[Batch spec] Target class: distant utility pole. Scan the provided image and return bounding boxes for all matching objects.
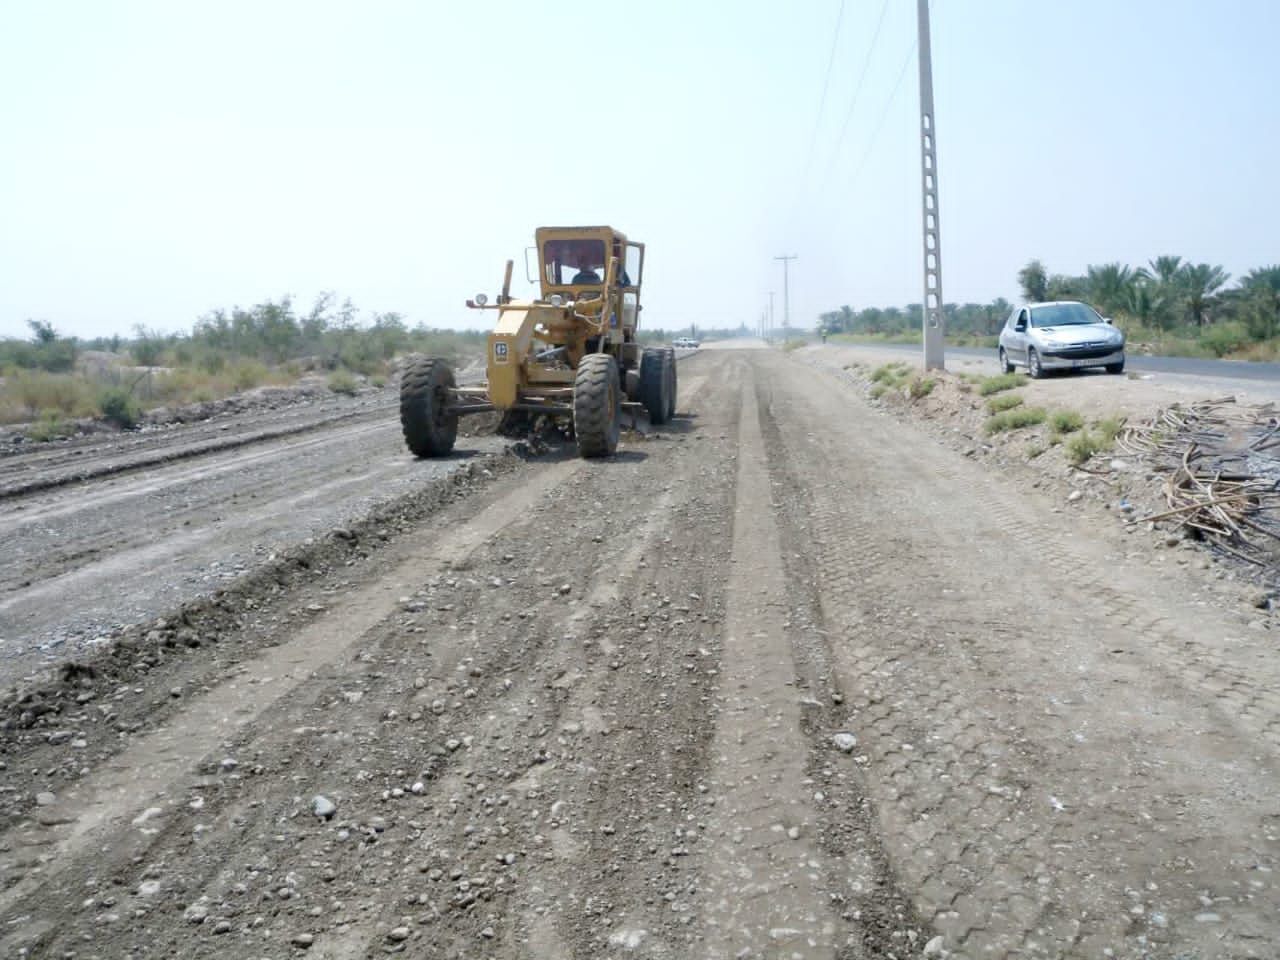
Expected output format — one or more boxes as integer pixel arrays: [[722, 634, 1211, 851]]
[[768, 291, 776, 341], [774, 255, 797, 338], [918, 0, 945, 370]]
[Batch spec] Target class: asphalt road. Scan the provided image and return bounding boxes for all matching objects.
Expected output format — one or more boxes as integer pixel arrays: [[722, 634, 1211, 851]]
[[867, 340, 1280, 382]]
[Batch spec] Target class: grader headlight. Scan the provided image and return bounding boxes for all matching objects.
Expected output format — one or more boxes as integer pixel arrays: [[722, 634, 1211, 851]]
[[475, 293, 489, 306]]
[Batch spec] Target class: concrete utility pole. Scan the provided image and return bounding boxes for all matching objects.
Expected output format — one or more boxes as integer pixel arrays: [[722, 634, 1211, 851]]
[[774, 256, 797, 339], [768, 291, 776, 342], [917, 0, 945, 370]]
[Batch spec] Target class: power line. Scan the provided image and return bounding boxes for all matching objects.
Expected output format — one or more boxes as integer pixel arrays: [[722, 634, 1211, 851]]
[[821, 0, 892, 186], [796, 0, 847, 190], [844, 0, 939, 194], [847, 37, 917, 191]]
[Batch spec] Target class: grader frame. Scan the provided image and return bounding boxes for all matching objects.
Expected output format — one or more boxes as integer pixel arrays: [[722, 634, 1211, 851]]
[[400, 225, 676, 459]]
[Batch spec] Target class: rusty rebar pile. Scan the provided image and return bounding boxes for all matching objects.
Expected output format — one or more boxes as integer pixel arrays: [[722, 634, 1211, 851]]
[[1118, 397, 1280, 569]]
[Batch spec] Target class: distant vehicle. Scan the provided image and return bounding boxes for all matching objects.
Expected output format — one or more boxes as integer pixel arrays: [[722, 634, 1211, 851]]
[[997, 300, 1125, 378], [672, 337, 700, 349]]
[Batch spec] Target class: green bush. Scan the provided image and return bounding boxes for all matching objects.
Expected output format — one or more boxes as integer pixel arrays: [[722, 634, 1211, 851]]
[[986, 393, 1024, 413], [1094, 417, 1124, 444], [230, 360, 269, 392], [1065, 430, 1104, 465], [1196, 321, 1250, 358], [985, 406, 1047, 434], [978, 373, 1026, 396], [97, 386, 142, 428], [1049, 410, 1084, 435], [907, 375, 936, 399], [328, 369, 358, 396], [26, 410, 75, 441], [4, 371, 96, 419], [0, 322, 79, 372], [870, 362, 909, 384]]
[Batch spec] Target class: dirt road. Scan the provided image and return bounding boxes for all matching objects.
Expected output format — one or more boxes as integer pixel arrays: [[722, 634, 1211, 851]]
[[2, 349, 1277, 959]]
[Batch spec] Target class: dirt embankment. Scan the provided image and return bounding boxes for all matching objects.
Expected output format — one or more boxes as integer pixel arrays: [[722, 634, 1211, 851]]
[[800, 342, 1280, 606]]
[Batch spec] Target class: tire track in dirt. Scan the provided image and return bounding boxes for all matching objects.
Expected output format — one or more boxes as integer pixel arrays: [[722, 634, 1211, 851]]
[[754, 351, 1280, 958], [697, 370, 836, 958]]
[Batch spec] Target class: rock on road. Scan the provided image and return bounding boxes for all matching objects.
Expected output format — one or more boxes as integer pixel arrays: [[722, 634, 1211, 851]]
[[1, 348, 1277, 960]]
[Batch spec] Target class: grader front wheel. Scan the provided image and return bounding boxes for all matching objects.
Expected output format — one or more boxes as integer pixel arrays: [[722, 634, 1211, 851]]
[[400, 357, 458, 457], [574, 354, 621, 458]]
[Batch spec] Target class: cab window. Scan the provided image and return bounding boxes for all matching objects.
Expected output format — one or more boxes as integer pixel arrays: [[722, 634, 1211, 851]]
[[543, 239, 605, 286], [624, 243, 642, 287]]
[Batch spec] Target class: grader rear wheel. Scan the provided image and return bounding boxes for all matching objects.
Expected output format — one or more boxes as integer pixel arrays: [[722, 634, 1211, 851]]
[[400, 357, 458, 457], [639, 348, 671, 425], [661, 347, 677, 420], [573, 354, 621, 458]]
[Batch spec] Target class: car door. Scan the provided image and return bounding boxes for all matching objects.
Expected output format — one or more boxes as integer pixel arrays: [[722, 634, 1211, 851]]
[[1010, 308, 1030, 363]]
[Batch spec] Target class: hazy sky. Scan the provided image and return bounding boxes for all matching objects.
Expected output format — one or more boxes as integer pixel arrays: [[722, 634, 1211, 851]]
[[2, 0, 1276, 340]]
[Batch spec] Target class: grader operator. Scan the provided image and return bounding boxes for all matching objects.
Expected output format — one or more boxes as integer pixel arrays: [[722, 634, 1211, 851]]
[[400, 226, 676, 459]]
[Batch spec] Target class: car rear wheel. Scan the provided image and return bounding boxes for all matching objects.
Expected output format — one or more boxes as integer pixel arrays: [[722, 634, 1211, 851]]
[[1027, 347, 1045, 379], [999, 347, 1014, 374]]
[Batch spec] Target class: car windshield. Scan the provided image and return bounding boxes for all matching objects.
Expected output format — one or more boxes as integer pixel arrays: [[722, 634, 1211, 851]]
[[1031, 303, 1103, 327]]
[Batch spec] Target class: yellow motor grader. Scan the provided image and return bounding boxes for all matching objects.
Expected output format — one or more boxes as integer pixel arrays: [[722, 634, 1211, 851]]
[[400, 225, 675, 459]]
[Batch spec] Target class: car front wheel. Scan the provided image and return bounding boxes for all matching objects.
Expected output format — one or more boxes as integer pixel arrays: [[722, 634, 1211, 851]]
[[999, 347, 1014, 374], [1028, 347, 1045, 379]]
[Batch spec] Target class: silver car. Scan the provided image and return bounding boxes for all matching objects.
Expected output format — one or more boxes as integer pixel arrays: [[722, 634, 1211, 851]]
[[997, 300, 1125, 378]]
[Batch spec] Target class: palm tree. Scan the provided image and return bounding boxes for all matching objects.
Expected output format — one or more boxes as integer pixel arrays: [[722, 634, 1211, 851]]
[[1086, 263, 1135, 318], [1017, 260, 1048, 301], [1124, 279, 1168, 331], [1147, 256, 1183, 287], [1241, 266, 1280, 340], [987, 297, 1011, 334], [1181, 263, 1230, 327], [1047, 274, 1088, 300], [1241, 266, 1280, 303]]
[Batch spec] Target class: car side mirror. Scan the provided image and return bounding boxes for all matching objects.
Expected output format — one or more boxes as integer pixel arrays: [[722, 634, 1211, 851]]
[[1015, 322, 1026, 332]]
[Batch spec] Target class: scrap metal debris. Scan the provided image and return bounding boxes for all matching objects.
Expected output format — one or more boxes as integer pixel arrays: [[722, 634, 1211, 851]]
[[1118, 397, 1280, 571]]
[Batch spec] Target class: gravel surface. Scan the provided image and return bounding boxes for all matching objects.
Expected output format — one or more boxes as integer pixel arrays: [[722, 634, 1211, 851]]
[[0, 387, 505, 681], [0, 348, 1276, 959]]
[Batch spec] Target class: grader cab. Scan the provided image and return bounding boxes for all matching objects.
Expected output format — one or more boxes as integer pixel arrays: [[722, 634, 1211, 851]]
[[400, 226, 676, 459]]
